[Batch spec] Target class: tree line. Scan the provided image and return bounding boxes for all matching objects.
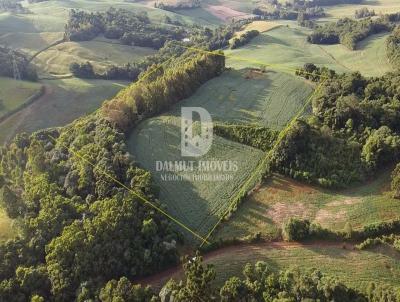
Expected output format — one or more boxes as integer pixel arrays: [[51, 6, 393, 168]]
[[0, 0, 29, 13], [308, 13, 400, 50], [386, 26, 400, 70], [154, 0, 200, 12], [230, 29, 259, 49]]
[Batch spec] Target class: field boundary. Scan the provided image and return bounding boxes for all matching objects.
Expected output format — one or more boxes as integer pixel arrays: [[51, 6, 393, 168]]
[[0, 84, 45, 124], [198, 78, 327, 247]]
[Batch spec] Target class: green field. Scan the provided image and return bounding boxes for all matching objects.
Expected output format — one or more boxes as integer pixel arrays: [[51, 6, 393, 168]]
[[322, 0, 400, 20], [0, 77, 43, 120], [0, 78, 128, 144], [33, 39, 156, 77], [215, 170, 400, 241], [163, 68, 312, 129], [226, 25, 394, 77], [129, 115, 264, 237], [128, 68, 312, 240]]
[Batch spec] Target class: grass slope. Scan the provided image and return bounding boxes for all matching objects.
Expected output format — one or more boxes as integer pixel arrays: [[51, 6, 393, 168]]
[[0, 77, 43, 119], [33, 40, 156, 77], [167, 68, 312, 129], [215, 170, 400, 241], [0, 78, 128, 144], [226, 26, 393, 77]]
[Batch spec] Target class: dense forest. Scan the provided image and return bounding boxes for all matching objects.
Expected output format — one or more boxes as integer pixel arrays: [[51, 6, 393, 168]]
[[0, 47, 37, 81], [271, 64, 400, 188], [154, 0, 200, 11], [64, 8, 186, 49], [308, 13, 400, 49]]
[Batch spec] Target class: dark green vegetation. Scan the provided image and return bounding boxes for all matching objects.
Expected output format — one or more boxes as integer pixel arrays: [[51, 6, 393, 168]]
[[308, 13, 400, 49], [155, 0, 200, 12], [0, 47, 37, 81], [130, 255, 400, 301], [65, 8, 185, 49], [271, 64, 400, 188], [230, 29, 259, 49], [386, 27, 400, 69], [214, 123, 279, 152], [0, 49, 225, 300]]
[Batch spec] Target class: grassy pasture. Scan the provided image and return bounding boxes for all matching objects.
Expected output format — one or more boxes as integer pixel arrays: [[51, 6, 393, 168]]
[[167, 68, 312, 129], [322, 0, 400, 21], [0, 77, 43, 120], [0, 78, 128, 144], [226, 25, 393, 77], [33, 40, 156, 77], [128, 115, 264, 238], [215, 170, 400, 241]]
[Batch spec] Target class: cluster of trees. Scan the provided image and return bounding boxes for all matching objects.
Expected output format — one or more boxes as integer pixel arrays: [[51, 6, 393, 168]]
[[159, 256, 399, 301], [308, 13, 400, 49], [0, 0, 28, 13], [214, 123, 278, 151], [386, 26, 400, 69], [253, 0, 325, 21], [230, 29, 259, 49], [0, 116, 180, 301], [355, 7, 376, 19], [102, 51, 225, 131], [271, 64, 400, 187], [154, 0, 200, 11], [0, 47, 37, 81], [64, 8, 186, 49], [356, 234, 400, 251]]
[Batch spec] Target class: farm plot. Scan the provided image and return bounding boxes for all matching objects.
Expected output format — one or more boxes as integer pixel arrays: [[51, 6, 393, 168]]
[[0, 77, 43, 120], [169, 68, 312, 129], [226, 26, 393, 77], [128, 68, 312, 240], [215, 169, 400, 241], [128, 115, 264, 238]]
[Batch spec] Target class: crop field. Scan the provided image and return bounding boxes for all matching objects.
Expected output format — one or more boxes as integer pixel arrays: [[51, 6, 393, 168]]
[[128, 67, 312, 240], [128, 115, 264, 237], [0, 77, 43, 120], [33, 40, 156, 77], [215, 170, 400, 241], [166, 68, 312, 129], [0, 78, 128, 144], [226, 26, 394, 77]]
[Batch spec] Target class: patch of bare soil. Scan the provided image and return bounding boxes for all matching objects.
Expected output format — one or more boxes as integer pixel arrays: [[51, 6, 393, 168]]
[[244, 69, 266, 80], [204, 5, 253, 22], [267, 202, 312, 225], [314, 209, 347, 225]]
